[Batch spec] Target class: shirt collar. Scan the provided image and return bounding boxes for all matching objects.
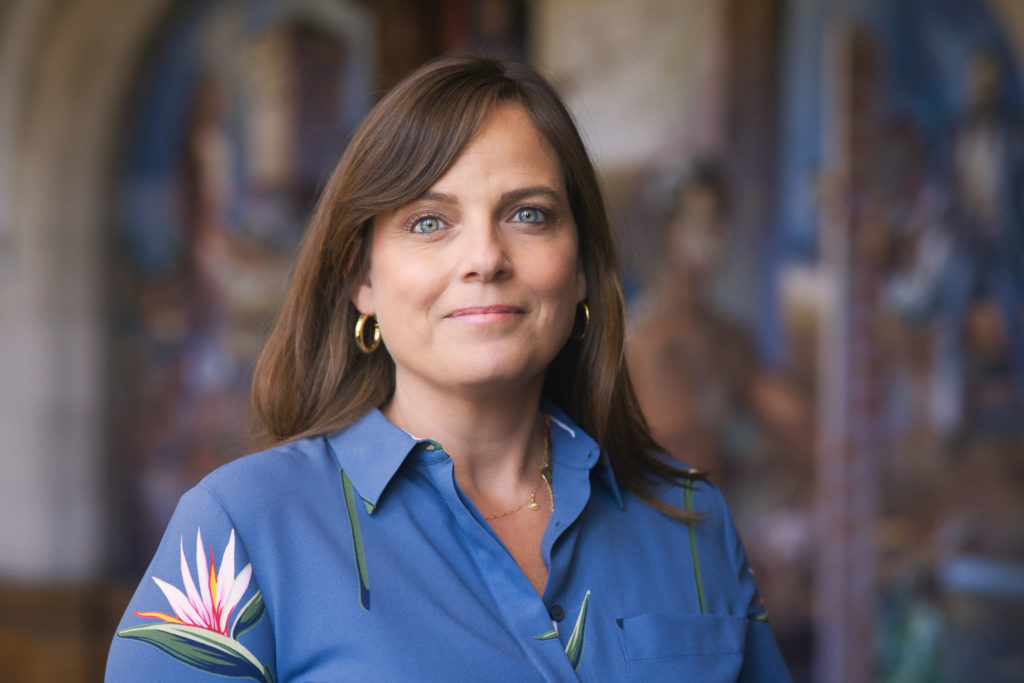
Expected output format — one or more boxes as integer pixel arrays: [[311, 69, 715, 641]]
[[543, 401, 625, 510], [325, 408, 419, 513], [325, 403, 625, 514]]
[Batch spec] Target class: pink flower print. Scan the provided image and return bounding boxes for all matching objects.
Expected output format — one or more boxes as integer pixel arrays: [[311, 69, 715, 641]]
[[134, 527, 252, 636]]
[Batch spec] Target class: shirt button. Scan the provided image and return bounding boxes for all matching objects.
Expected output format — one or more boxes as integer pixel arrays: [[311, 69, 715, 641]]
[[548, 604, 565, 622]]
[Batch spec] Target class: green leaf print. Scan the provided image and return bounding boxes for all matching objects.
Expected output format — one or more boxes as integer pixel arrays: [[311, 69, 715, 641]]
[[683, 474, 707, 614], [340, 467, 371, 611], [118, 623, 274, 682], [231, 592, 266, 639], [565, 591, 591, 671]]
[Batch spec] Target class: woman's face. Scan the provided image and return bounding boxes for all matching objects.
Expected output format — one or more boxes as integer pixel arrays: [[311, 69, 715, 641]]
[[352, 103, 586, 398]]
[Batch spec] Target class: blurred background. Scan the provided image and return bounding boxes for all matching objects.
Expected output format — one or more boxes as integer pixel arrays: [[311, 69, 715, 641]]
[[2, 0, 1023, 680]]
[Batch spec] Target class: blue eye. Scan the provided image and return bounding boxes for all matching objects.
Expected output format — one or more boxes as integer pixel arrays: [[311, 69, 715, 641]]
[[514, 207, 545, 224], [412, 216, 442, 234]]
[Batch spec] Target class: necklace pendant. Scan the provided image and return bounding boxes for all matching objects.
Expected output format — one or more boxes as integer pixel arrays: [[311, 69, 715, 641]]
[[528, 494, 539, 511]]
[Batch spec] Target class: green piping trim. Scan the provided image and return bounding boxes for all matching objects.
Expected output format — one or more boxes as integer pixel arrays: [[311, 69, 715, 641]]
[[684, 481, 707, 614], [340, 468, 371, 611], [532, 630, 559, 641]]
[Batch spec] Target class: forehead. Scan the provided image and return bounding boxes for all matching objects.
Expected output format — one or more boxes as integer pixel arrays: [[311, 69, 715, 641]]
[[429, 103, 564, 190]]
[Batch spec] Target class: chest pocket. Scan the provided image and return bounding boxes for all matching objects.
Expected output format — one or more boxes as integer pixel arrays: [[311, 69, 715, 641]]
[[617, 612, 747, 682]]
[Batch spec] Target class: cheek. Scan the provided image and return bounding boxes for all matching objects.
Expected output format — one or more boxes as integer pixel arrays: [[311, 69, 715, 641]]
[[368, 253, 436, 323], [532, 248, 581, 296], [532, 233, 581, 290]]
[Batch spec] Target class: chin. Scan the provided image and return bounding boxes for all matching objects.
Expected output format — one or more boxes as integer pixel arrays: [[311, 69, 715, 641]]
[[442, 354, 549, 393]]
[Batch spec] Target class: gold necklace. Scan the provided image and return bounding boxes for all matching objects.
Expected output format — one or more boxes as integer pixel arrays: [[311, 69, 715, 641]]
[[484, 415, 554, 520]]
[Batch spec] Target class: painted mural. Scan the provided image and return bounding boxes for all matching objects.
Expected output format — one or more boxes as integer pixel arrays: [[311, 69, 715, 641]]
[[110, 0, 372, 571], [625, 0, 1024, 680], [777, 1, 1024, 680]]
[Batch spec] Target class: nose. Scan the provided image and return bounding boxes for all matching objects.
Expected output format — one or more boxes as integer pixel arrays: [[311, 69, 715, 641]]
[[458, 221, 511, 282]]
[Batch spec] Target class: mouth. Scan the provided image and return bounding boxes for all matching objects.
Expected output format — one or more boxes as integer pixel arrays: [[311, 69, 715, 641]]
[[445, 305, 525, 322]]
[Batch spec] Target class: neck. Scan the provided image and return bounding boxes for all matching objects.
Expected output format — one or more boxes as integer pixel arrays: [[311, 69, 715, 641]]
[[382, 371, 548, 505]]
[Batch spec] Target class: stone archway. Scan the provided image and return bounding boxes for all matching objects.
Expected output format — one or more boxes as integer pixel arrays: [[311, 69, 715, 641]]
[[0, 0, 178, 581], [0, 0, 374, 582]]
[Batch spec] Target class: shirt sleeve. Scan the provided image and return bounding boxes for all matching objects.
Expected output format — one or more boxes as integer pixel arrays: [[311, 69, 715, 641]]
[[106, 485, 276, 682], [714, 487, 794, 683]]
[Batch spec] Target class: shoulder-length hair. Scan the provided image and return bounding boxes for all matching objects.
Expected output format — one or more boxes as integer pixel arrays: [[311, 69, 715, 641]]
[[252, 56, 695, 518]]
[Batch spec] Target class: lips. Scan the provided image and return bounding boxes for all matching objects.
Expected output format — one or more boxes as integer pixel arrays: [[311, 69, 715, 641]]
[[445, 305, 524, 320]]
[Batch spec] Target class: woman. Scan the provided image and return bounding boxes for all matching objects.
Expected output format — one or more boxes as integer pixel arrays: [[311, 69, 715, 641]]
[[107, 56, 791, 681]]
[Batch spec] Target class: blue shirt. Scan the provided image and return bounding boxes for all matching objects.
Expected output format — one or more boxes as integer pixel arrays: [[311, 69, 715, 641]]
[[107, 404, 791, 681]]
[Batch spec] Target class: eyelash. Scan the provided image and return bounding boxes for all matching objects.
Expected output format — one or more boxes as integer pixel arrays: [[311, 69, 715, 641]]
[[511, 205, 549, 225], [405, 212, 449, 234], [402, 204, 552, 234]]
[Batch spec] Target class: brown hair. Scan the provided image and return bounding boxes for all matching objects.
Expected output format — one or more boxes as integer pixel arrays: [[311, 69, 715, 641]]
[[252, 56, 697, 518]]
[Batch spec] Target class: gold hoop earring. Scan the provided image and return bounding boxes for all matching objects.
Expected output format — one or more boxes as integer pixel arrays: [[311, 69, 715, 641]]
[[354, 312, 381, 354], [571, 301, 590, 341]]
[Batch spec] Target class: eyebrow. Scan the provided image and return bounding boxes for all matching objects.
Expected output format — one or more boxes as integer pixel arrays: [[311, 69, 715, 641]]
[[418, 185, 564, 206], [500, 186, 564, 205]]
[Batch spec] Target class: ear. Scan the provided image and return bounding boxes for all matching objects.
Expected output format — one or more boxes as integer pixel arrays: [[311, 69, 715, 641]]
[[576, 261, 587, 301], [350, 272, 375, 315]]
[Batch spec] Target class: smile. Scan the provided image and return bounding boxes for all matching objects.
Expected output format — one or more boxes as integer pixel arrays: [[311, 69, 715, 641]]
[[445, 305, 525, 322]]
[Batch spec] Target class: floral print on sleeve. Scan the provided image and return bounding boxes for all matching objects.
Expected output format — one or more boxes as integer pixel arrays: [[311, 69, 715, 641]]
[[117, 527, 273, 682]]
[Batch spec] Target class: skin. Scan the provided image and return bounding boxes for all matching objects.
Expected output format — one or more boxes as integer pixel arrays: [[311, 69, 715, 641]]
[[351, 103, 586, 595]]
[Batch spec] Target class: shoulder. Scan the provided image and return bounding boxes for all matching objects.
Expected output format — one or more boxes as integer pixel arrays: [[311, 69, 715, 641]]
[[641, 460, 731, 522], [153, 435, 352, 593], [623, 453, 741, 561], [189, 436, 338, 523]]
